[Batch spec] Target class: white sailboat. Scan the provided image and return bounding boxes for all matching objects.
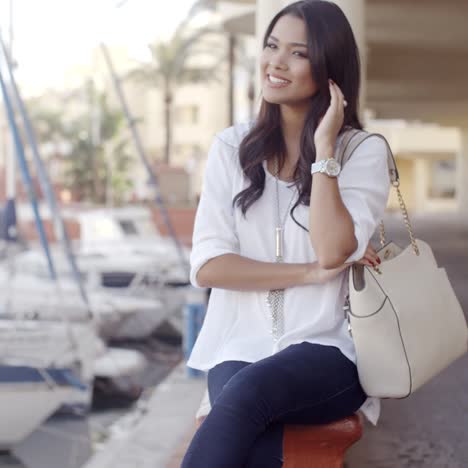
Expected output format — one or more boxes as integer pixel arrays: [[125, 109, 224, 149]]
[[0, 25, 152, 449], [0, 319, 103, 447], [0, 250, 168, 340], [71, 205, 190, 288], [0, 367, 74, 449], [73, 206, 191, 336]]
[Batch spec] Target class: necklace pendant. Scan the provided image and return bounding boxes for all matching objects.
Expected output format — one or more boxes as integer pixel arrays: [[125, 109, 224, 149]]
[[268, 160, 295, 343], [275, 227, 283, 259]]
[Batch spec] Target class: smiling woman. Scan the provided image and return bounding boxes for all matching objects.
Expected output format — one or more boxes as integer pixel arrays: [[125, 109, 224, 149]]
[[182, 1, 391, 467]]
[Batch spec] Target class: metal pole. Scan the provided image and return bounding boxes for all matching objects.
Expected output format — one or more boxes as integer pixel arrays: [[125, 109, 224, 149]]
[[99, 43, 189, 273], [4, 0, 16, 241], [183, 287, 207, 378], [0, 66, 57, 281], [228, 34, 236, 126], [0, 29, 91, 312]]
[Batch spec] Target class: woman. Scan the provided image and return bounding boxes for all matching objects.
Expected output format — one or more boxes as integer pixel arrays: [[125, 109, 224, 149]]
[[182, 1, 390, 466]]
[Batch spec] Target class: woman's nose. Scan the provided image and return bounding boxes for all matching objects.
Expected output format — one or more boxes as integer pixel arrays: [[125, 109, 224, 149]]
[[269, 57, 288, 71], [267, 48, 289, 70], [271, 62, 287, 70]]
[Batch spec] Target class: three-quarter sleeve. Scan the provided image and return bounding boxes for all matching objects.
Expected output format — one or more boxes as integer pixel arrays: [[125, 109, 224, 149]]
[[338, 135, 391, 263], [190, 135, 240, 288]]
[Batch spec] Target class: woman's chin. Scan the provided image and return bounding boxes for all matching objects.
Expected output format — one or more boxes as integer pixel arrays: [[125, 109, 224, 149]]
[[262, 93, 287, 105], [262, 92, 313, 108]]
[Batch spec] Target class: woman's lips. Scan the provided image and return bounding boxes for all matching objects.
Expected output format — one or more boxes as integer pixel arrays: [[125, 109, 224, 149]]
[[266, 74, 291, 88]]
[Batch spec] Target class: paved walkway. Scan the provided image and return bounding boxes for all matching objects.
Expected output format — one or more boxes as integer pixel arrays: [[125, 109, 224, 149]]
[[83, 363, 206, 468], [165, 427, 198, 468]]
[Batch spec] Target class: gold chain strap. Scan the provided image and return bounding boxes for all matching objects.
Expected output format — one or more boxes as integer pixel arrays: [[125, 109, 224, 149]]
[[379, 181, 419, 256], [395, 181, 420, 255], [379, 221, 386, 248], [341, 130, 419, 256]]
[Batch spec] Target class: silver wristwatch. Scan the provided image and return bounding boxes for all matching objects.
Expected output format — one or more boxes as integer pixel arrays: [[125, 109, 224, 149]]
[[311, 158, 341, 177]]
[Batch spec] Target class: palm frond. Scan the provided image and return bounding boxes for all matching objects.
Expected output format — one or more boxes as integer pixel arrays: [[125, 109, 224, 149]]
[[127, 65, 163, 86], [170, 27, 224, 78], [177, 63, 224, 85], [173, 0, 217, 40]]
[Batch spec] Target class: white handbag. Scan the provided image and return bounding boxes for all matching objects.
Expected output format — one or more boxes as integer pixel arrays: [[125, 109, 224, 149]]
[[337, 128, 468, 399]]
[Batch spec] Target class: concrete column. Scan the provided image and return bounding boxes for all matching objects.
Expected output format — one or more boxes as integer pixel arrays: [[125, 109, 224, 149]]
[[329, 0, 367, 120], [255, 0, 367, 120], [456, 127, 468, 215], [256, 0, 285, 45], [254, 0, 288, 100], [413, 159, 430, 213]]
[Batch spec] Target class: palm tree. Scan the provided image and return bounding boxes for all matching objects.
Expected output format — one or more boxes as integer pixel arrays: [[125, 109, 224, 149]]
[[29, 83, 133, 204], [129, 0, 225, 165], [64, 85, 133, 204]]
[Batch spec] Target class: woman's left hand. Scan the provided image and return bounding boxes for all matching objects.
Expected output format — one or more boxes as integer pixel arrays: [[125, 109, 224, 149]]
[[355, 242, 381, 268], [314, 80, 347, 154]]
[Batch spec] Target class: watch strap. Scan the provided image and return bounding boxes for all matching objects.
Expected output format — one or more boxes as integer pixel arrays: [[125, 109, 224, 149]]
[[311, 158, 340, 176], [310, 160, 326, 174]]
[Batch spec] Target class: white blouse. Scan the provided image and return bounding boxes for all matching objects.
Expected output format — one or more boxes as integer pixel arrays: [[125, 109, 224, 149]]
[[187, 121, 391, 426]]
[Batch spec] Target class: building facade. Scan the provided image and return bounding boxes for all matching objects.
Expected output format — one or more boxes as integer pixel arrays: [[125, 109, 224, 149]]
[[215, 0, 468, 215]]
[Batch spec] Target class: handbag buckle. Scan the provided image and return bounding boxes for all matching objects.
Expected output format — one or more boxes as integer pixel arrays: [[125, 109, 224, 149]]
[[344, 295, 353, 336]]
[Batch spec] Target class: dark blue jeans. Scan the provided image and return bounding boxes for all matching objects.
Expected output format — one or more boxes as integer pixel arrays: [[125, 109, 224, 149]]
[[181, 342, 367, 467]]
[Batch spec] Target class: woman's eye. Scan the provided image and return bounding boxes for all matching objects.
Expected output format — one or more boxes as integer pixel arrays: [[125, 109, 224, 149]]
[[266, 43, 306, 57]]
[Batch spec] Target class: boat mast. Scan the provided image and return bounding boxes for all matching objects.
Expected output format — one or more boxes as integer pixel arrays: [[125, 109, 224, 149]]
[[0, 65, 57, 281], [0, 30, 92, 314], [100, 43, 189, 274], [4, 0, 16, 242]]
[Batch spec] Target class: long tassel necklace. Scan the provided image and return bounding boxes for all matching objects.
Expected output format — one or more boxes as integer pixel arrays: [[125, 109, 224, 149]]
[[265, 158, 296, 342]]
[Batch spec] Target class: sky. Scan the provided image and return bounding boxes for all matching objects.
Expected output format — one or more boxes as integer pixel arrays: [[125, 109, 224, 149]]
[[0, 0, 197, 94]]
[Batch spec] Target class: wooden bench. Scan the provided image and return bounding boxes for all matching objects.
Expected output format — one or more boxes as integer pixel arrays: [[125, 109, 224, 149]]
[[195, 413, 363, 467]]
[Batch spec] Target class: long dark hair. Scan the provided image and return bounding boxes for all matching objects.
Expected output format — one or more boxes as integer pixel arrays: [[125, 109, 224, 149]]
[[232, 0, 363, 232]]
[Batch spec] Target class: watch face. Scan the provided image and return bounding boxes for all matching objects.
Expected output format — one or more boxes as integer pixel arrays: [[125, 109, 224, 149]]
[[325, 159, 341, 176]]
